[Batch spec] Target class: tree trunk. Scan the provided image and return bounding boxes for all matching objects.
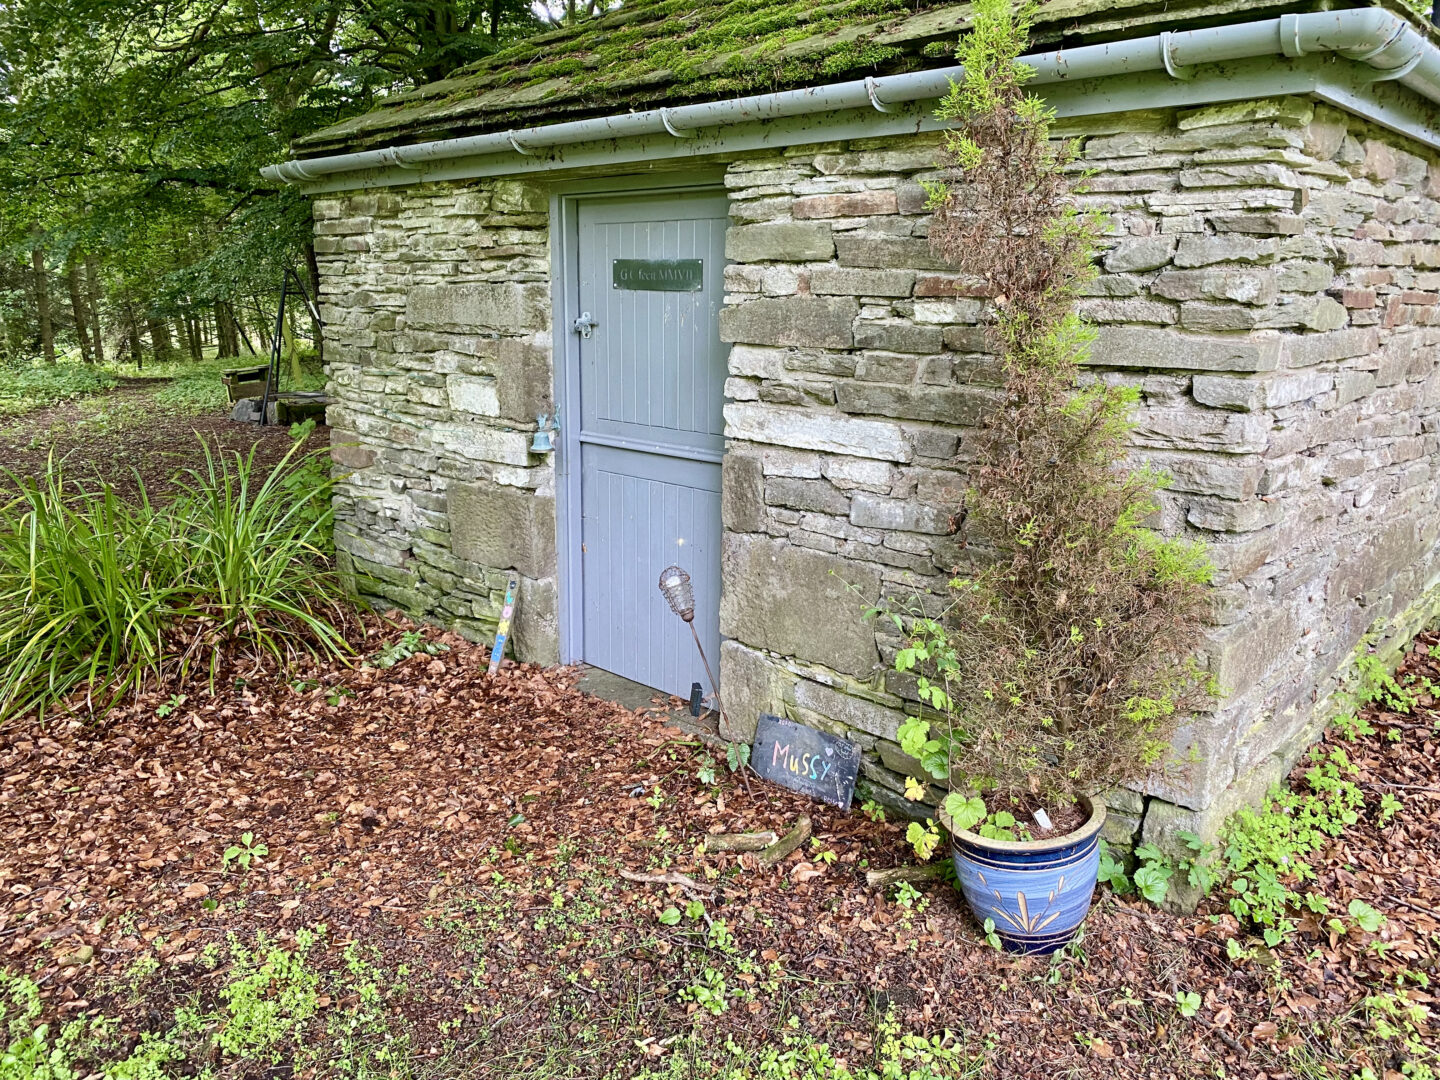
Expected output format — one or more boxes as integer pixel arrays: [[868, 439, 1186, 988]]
[[174, 316, 194, 361], [303, 241, 324, 364], [146, 316, 173, 362], [229, 304, 257, 354], [31, 248, 55, 363], [250, 295, 273, 350], [186, 315, 203, 361], [214, 304, 225, 358], [66, 258, 94, 364], [215, 301, 239, 359], [84, 257, 105, 365], [125, 303, 144, 370], [282, 305, 301, 384]]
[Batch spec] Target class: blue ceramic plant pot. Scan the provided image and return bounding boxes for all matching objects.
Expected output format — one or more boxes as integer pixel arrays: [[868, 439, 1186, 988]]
[[938, 796, 1106, 955]]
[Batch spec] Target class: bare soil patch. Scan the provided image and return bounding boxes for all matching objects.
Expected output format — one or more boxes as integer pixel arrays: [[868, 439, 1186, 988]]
[[1, 617, 1435, 1077], [0, 382, 327, 499]]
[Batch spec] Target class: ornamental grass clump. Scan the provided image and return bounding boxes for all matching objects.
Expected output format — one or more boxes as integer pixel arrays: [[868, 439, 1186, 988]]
[[891, 0, 1213, 837], [0, 435, 350, 724]]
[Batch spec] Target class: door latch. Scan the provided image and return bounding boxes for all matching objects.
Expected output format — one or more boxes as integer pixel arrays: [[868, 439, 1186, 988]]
[[572, 311, 598, 338]]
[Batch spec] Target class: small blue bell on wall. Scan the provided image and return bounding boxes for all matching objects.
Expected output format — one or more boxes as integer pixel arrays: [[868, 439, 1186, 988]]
[[530, 412, 558, 453]]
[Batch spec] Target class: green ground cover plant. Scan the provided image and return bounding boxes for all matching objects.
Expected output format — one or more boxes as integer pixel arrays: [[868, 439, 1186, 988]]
[[0, 930, 410, 1080], [0, 926, 981, 1080], [0, 364, 117, 418], [1221, 745, 1368, 940], [641, 1015, 986, 1080], [1099, 743, 1376, 945], [144, 354, 325, 413], [0, 428, 348, 723], [1098, 637, 1428, 942], [1199, 639, 1432, 941]]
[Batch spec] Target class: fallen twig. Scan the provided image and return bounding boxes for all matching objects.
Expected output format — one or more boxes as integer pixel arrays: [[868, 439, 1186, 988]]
[[864, 862, 949, 889], [619, 868, 716, 925], [1363, 781, 1440, 795], [702, 830, 778, 853], [1385, 895, 1440, 921], [1211, 1026, 1245, 1055], [618, 869, 716, 898], [757, 816, 811, 866]]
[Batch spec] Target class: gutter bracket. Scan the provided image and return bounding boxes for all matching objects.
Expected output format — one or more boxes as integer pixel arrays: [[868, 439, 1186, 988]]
[[379, 148, 423, 171], [508, 133, 537, 155], [1345, 17, 1418, 77], [865, 76, 896, 112], [660, 108, 696, 138], [1279, 14, 1306, 58], [1160, 32, 1195, 81], [1365, 48, 1427, 83]]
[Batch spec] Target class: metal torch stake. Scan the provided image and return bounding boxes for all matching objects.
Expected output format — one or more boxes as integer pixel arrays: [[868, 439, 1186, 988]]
[[687, 619, 725, 726], [659, 565, 728, 730]]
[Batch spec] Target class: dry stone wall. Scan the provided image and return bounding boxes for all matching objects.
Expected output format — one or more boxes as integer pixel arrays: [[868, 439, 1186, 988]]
[[313, 179, 561, 663], [715, 96, 1440, 859], [313, 92, 1440, 866]]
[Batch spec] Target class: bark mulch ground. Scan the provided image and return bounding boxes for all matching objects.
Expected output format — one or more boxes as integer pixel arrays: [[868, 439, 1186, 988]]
[[1, 616, 1434, 1078], [0, 380, 327, 499]]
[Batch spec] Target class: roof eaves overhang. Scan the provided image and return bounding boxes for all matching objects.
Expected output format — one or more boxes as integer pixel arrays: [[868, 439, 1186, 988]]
[[263, 9, 1440, 195]]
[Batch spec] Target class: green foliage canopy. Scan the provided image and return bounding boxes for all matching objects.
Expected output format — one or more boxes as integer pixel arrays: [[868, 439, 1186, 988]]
[[0, 0, 543, 360]]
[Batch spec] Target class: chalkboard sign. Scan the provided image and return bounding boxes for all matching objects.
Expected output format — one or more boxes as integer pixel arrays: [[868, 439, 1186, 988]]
[[751, 714, 861, 810]]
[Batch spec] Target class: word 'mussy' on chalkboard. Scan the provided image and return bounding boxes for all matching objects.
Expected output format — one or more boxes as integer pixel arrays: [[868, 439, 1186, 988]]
[[750, 714, 861, 811]]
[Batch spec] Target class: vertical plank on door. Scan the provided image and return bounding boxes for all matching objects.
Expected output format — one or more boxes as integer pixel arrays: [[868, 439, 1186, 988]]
[[573, 192, 727, 697]]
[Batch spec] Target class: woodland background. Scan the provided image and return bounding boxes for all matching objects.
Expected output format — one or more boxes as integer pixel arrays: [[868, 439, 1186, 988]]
[[0, 0, 603, 368]]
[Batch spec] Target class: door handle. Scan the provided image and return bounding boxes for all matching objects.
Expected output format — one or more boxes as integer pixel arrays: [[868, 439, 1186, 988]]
[[572, 311, 598, 338]]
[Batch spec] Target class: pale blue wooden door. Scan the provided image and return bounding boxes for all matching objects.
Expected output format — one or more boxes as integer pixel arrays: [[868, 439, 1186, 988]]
[[575, 193, 728, 698]]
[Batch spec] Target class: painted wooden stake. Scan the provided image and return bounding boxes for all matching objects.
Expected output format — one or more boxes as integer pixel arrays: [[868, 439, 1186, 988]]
[[488, 576, 519, 676]]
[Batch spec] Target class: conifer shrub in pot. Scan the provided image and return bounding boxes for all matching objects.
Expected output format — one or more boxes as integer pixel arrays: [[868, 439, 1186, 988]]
[[883, 0, 1213, 954]]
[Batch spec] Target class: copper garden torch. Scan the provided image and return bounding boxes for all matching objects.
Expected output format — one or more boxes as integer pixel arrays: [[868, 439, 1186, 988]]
[[658, 565, 727, 728]]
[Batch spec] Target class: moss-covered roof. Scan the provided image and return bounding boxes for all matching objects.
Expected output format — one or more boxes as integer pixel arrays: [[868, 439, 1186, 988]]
[[294, 0, 1332, 156]]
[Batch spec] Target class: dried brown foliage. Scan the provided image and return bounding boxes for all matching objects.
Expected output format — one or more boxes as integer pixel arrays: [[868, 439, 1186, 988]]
[[2, 617, 1432, 1076]]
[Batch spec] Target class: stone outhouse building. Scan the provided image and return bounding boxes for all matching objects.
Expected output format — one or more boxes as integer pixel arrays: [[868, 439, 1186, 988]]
[[264, 0, 1440, 856]]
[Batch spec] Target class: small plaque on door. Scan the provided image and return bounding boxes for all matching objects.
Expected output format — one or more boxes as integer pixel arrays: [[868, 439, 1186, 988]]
[[612, 258, 703, 292]]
